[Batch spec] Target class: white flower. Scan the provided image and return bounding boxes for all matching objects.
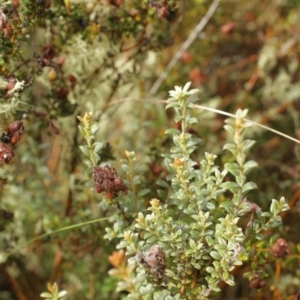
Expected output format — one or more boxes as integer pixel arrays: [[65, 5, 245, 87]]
[[168, 82, 199, 99]]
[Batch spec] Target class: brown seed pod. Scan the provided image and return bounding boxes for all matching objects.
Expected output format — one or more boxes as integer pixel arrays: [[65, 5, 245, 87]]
[[12, 0, 20, 8], [249, 274, 267, 289], [45, 0, 52, 9], [5, 77, 17, 92], [67, 74, 77, 89], [137, 245, 166, 279], [4, 23, 13, 38], [221, 21, 237, 34], [270, 238, 290, 258], [42, 44, 55, 60], [0, 142, 15, 164], [93, 165, 128, 198], [107, 0, 123, 7], [56, 86, 69, 100], [157, 5, 168, 19], [7, 120, 24, 145]]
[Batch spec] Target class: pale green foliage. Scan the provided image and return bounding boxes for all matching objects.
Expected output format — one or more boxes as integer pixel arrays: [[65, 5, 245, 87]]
[[103, 83, 289, 299], [77, 83, 289, 299], [40, 282, 67, 300]]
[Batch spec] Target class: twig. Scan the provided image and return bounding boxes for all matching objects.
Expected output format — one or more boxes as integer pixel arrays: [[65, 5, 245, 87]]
[[148, 0, 220, 96]]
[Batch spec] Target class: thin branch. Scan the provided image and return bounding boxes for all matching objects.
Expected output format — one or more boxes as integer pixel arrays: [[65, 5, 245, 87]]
[[148, 0, 221, 96]]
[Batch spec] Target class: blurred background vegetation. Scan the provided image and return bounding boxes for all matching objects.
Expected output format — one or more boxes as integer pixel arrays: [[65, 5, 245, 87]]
[[0, 0, 300, 299]]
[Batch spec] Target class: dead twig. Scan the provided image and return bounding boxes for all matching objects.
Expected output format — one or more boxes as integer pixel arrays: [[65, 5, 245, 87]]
[[148, 0, 220, 95]]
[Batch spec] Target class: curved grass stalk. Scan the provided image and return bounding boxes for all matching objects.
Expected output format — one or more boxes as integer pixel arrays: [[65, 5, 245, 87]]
[[8, 217, 109, 257], [104, 97, 300, 145]]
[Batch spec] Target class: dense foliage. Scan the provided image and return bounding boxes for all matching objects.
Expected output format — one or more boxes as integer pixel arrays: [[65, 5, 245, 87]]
[[0, 0, 300, 299]]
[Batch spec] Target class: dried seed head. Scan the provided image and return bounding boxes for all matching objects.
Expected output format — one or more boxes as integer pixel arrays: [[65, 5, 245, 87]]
[[7, 121, 24, 145], [42, 44, 55, 60], [67, 74, 77, 88], [137, 245, 166, 279], [270, 238, 290, 258], [45, 0, 52, 9], [93, 165, 128, 198], [56, 86, 69, 100], [157, 5, 168, 19], [12, 0, 20, 8], [4, 23, 13, 38], [221, 21, 237, 34], [107, 0, 123, 6], [0, 142, 15, 164], [5, 77, 17, 92], [249, 278, 267, 289]]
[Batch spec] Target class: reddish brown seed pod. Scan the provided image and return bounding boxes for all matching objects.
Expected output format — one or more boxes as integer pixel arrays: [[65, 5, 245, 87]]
[[249, 274, 267, 289], [221, 21, 237, 34], [7, 121, 24, 135], [157, 5, 168, 19], [4, 23, 13, 38], [0, 142, 15, 164], [33, 111, 48, 118], [12, 0, 20, 8], [107, 0, 123, 7], [137, 245, 166, 279], [189, 68, 206, 86], [5, 77, 17, 92], [270, 238, 290, 258], [56, 86, 69, 100], [7, 120, 24, 145], [45, 0, 52, 9], [42, 44, 55, 60], [93, 165, 128, 198], [67, 74, 77, 89]]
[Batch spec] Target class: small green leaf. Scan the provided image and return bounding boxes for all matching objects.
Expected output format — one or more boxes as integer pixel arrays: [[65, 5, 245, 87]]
[[166, 102, 180, 109], [40, 292, 52, 298], [156, 180, 169, 188], [221, 181, 239, 193], [58, 290, 68, 298], [242, 139, 256, 154], [133, 175, 141, 185], [210, 251, 221, 260], [165, 128, 181, 135], [236, 175, 246, 186], [223, 125, 235, 136], [242, 182, 257, 194], [189, 239, 196, 249], [121, 164, 130, 174], [243, 160, 258, 174], [79, 145, 90, 158], [220, 201, 234, 214], [224, 163, 241, 176], [137, 189, 150, 197], [270, 199, 279, 215], [93, 141, 105, 153], [91, 123, 99, 135]]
